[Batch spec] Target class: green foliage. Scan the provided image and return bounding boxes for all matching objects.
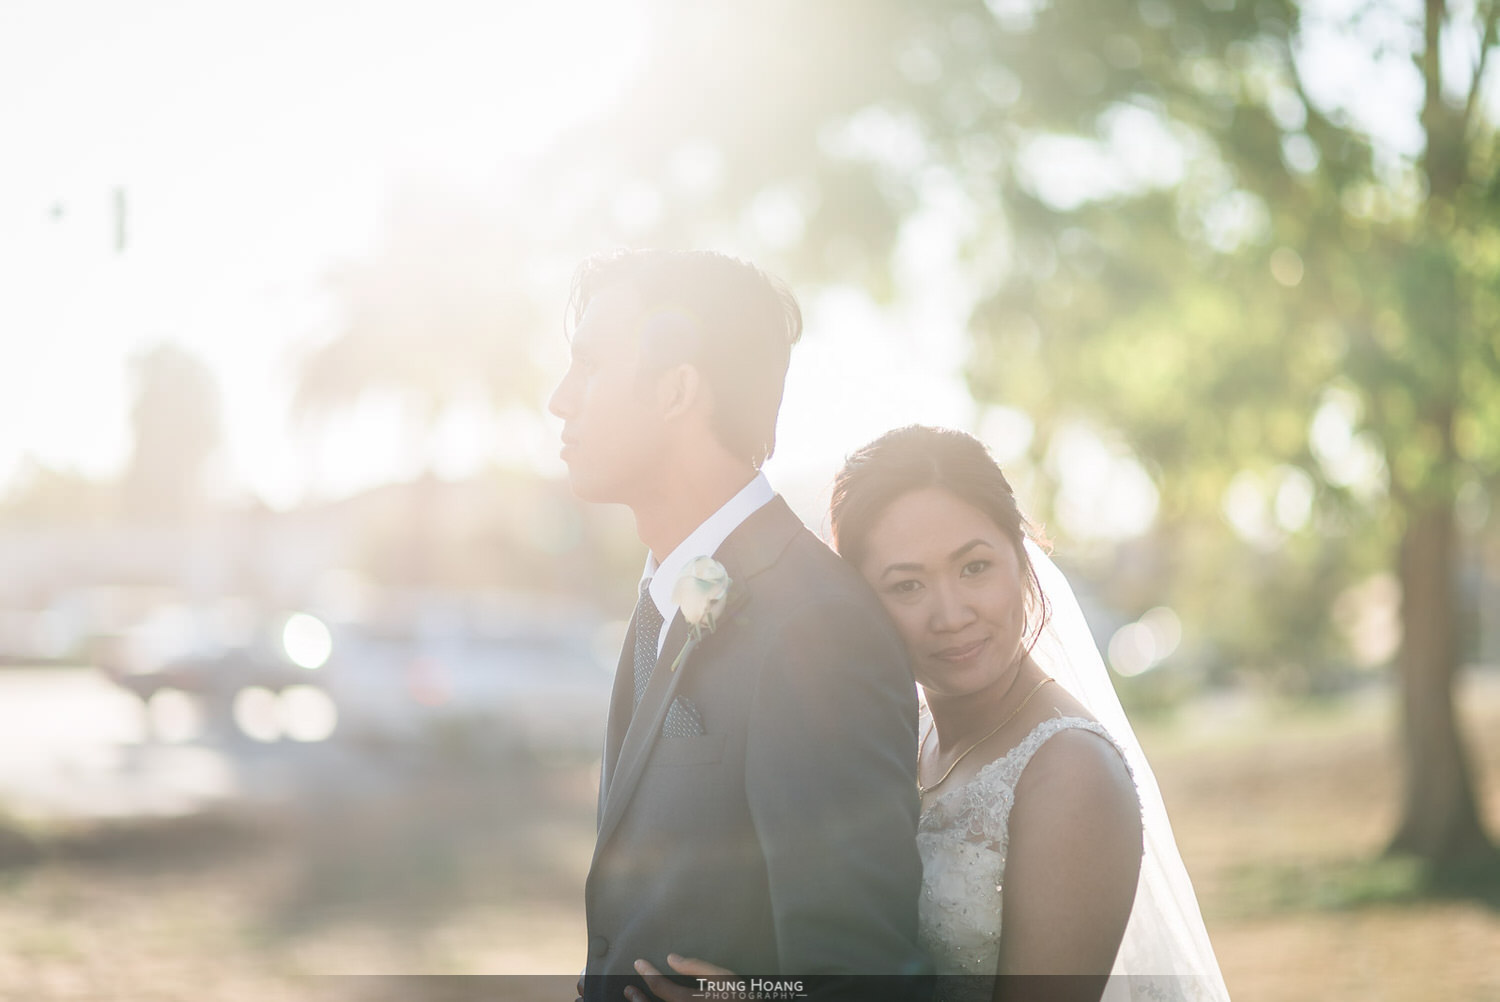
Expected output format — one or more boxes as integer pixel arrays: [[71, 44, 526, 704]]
[[1222, 856, 1429, 917], [517, 0, 1452, 677], [1224, 849, 1500, 916], [299, 0, 1500, 690]]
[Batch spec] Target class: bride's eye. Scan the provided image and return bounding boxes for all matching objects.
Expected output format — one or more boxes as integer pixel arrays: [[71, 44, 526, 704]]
[[960, 559, 991, 577], [887, 579, 923, 596]]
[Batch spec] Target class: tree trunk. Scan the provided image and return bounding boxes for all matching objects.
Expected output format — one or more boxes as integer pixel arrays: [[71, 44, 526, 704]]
[[1392, 0, 1494, 861], [1387, 497, 1495, 865]]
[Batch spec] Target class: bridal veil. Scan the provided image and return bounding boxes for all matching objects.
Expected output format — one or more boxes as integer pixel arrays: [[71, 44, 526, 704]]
[[1025, 540, 1232, 1002]]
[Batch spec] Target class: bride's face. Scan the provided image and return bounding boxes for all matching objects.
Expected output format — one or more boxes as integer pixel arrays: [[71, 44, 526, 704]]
[[858, 487, 1029, 699]]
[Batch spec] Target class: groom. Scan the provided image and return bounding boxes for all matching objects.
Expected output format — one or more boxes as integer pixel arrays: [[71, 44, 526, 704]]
[[549, 250, 928, 1000]]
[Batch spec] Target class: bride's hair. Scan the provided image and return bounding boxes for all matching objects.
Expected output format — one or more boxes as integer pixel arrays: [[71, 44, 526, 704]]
[[830, 425, 1051, 655]]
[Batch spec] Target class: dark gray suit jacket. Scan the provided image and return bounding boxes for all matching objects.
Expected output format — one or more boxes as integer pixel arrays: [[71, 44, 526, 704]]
[[582, 496, 929, 999]]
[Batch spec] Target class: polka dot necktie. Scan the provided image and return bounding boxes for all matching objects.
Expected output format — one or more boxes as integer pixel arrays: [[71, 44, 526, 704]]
[[632, 579, 664, 710]]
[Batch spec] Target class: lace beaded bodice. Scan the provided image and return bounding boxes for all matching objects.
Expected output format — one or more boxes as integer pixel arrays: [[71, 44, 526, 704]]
[[916, 714, 1127, 977]]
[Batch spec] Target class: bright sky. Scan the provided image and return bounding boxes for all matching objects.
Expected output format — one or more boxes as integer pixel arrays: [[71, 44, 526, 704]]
[[2, 0, 1429, 539], [0, 0, 992, 516]]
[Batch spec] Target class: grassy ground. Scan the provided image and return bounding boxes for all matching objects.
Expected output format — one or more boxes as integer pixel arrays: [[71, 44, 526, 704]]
[[2, 675, 1498, 1001], [1143, 672, 1500, 1002]]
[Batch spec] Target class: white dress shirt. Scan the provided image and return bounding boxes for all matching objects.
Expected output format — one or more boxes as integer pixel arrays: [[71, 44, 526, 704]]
[[639, 472, 774, 657]]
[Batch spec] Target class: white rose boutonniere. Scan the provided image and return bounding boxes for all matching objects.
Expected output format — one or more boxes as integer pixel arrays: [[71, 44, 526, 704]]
[[670, 556, 732, 672]]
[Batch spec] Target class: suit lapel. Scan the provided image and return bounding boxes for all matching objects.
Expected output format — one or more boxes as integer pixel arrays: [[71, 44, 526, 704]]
[[594, 611, 692, 854], [591, 496, 806, 861], [598, 617, 639, 822]]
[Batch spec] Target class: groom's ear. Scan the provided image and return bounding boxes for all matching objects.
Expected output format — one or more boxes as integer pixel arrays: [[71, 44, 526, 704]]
[[655, 362, 707, 422]]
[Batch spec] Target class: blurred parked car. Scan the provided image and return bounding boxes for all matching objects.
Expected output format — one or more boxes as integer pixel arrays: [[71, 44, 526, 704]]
[[319, 613, 615, 752], [94, 592, 615, 755]]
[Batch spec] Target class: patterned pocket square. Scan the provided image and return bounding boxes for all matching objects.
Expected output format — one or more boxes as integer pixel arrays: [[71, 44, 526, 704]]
[[662, 696, 705, 738]]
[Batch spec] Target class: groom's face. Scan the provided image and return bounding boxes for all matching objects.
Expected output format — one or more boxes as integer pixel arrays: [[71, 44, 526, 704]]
[[548, 281, 667, 504]]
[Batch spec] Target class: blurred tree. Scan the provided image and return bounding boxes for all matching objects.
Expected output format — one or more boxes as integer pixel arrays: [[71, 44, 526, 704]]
[[121, 343, 222, 523], [0, 459, 117, 527], [527, 0, 1498, 866], [293, 186, 550, 450], [294, 186, 558, 585], [935, 0, 1500, 870]]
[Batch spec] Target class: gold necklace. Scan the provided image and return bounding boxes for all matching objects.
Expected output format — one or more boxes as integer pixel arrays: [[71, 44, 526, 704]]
[[918, 676, 1054, 797]]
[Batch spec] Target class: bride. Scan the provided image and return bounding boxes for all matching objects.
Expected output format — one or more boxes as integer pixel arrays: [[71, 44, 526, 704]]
[[629, 426, 1231, 1002]]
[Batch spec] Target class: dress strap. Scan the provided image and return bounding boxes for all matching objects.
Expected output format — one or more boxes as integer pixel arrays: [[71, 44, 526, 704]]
[[986, 716, 1131, 813]]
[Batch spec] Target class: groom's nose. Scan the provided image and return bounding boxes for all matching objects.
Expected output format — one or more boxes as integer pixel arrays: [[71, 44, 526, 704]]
[[547, 370, 575, 421]]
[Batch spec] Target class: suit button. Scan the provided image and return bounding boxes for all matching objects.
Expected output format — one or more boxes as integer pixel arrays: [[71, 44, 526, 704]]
[[589, 935, 609, 958]]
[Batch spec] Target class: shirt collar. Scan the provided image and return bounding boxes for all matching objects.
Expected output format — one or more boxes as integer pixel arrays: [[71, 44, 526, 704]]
[[640, 472, 775, 623]]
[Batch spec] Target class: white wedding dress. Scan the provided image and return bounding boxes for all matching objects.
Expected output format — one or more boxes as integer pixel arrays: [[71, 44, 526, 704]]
[[915, 543, 1233, 1002], [917, 714, 1127, 979]]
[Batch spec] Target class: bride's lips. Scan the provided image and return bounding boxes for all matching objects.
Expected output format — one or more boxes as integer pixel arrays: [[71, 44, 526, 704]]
[[932, 638, 988, 663]]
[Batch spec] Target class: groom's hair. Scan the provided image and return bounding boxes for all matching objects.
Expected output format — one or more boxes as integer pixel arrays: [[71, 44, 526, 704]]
[[830, 425, 1052, 654], [567, 249, 803, 468]]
